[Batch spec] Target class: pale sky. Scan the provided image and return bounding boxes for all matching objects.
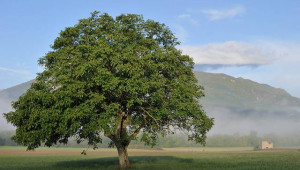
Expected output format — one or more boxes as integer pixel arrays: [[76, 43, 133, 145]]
[[1, 0, 300, 97]]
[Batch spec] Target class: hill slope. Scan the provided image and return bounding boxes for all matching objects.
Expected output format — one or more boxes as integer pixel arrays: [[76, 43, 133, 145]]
[[1, 72, 299, 134], [0, 80, 35, 101], [196, 72, 300, 109]]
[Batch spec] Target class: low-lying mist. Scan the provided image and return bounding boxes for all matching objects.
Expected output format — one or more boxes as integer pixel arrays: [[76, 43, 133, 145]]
[[205, 105, 300, 136], [1, 103, 299, 137], [0, 99, 14, 130]]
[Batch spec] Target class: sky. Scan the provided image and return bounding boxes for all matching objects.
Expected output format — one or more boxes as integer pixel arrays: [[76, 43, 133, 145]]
[[0, 0, 300, 97]]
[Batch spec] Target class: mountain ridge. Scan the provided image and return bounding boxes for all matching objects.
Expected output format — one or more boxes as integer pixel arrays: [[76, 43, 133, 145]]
[[0, 80, 35, 101], [195, 71, 300, 110]]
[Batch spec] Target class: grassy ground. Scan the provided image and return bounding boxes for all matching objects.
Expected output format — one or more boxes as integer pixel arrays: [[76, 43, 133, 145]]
[[0, 147, 300, 170]]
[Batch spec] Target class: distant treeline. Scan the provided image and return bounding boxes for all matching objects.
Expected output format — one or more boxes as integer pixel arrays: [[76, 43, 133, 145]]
[[1, 131, 299, 148]]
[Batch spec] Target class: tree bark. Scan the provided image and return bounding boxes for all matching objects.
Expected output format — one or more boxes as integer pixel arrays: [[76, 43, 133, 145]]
[[117, 145, 130, 168]]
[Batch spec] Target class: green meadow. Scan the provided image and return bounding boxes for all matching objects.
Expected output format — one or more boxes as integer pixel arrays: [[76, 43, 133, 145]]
[[0, 147, 299, 170]]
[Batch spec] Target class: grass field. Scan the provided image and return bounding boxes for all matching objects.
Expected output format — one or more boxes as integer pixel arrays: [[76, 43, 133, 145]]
[[0, 146, 300, 170]]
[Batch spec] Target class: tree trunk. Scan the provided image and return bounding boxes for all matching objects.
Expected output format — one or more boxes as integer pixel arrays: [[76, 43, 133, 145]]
[[117, 145, 130, 168]]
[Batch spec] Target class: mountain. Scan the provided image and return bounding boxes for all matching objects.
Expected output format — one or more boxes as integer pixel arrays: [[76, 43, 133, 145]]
[[194, 72, 300, 134], [1, 72, 299, 134], [0, 80, 35, 130], [197, 72, 300, 108], [0, 80, 35, 102], [196, 72, 300, 114]]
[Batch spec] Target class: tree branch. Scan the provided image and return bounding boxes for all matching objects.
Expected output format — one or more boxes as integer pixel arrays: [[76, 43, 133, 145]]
[[119, 115, 127, 138], [130, 125, 143, 140], [140, 107, 159, 127], [104, 132, 114, 140]]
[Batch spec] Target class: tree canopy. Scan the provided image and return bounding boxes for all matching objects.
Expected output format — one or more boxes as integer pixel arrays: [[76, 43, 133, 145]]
[[4, 11, 213, 168]]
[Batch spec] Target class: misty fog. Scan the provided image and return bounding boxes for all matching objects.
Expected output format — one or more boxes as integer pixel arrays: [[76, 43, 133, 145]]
[[1, 100, 299, 137], [0, 98, 14, 130], [205, 105, 300, 135]]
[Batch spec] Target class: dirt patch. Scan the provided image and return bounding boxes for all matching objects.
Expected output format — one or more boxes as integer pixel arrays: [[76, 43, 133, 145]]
[[0, 149, 177, 156], [252, 148, 300, 153], [0, 148, 298, 156], [0, 149, 116, 155]]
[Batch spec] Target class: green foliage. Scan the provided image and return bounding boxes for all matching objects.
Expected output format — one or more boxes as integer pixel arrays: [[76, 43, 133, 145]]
[[4, 12, 213, 150]]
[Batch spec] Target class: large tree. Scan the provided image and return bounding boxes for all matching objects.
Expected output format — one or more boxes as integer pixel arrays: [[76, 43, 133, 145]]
[[4, 12, 213, 168]]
